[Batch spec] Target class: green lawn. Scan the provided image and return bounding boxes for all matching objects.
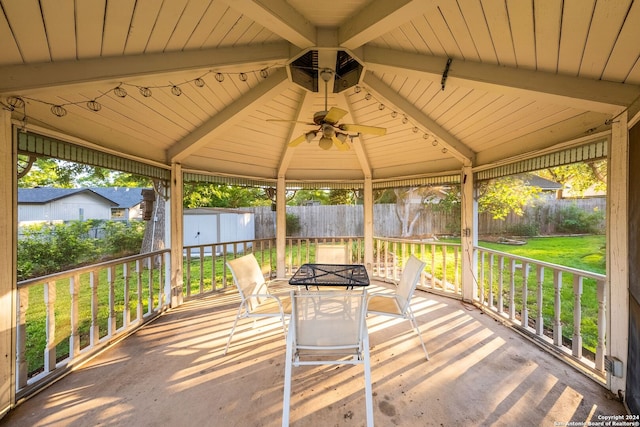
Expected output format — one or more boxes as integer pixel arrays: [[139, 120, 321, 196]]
[[478, 235, 605, 274]]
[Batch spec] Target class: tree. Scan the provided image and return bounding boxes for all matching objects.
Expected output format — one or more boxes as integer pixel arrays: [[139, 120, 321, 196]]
[[183, 183, 270, 208], [477, 176, 541, 220], [536, 161, 606, 197], [393, 186, 444, 236]]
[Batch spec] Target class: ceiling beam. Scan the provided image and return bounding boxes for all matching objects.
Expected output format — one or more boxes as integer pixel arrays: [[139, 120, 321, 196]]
[[339, 0, 431, 50], [363, 46, 640, 116], [343, 93, 372, 178], [224, 0, 316, 49], [0, 42, 291, 93], [278, 90, 316, 177], [168, 68, 290, 162], [363, 71, 475, 164]]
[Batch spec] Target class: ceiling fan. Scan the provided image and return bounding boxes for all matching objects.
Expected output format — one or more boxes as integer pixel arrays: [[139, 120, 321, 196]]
[[273, 69, 386, 150]]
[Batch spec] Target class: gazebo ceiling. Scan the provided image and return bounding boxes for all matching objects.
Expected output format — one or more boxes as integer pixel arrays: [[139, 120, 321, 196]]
[[1, 0, 639, 185]]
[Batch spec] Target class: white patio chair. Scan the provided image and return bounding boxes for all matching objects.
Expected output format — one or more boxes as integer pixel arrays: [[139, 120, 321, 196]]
[[282, 290, 373, 426], [366, 255, 430, 360], [223, 253, 291, 356], [315, 243, 350, 264]]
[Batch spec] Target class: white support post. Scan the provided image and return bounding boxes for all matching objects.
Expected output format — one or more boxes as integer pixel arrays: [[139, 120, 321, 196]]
[[460, 164, 477, 302], [607, 112, 629, 395], [276, 176, 286, 279], [170, 163, 184, 307], [363, 177, 374, 273], [0, 110, 16, 416]]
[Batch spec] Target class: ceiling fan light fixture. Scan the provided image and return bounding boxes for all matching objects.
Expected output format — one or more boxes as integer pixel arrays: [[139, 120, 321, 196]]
[[336, 132, 348, 143], [305, 131, 317, 143], [319, 136, 333, 150]]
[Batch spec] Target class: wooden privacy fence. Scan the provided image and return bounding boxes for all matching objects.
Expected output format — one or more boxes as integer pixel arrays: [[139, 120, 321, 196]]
[[248, 198, 606, 238]]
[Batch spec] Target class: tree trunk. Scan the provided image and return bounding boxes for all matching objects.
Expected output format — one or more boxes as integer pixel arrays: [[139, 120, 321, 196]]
[[141, 188, 166, 266]]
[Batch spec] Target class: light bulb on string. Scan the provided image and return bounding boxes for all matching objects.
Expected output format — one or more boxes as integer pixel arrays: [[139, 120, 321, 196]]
[[139, 87, 152, 97], [171, 85, 182, 96], [215, 73, 225, 82], [113, 86, 127, 98], [194, 78, 205, 87], [239, 73, 248, 82], [51, 105, 67, 117], [86, 100, 101, 112], [259, 69, 269, 79]]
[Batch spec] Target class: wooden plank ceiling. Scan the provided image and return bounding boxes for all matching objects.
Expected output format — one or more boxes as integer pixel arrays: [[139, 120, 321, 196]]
[[1, 0, 639, 185]]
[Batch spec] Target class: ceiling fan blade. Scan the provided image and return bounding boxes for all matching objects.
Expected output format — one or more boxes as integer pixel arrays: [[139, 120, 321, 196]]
[[324, 107, 348, 124], [332, 135, 350, 151], [288, 134, 306, 147], [339, 124, 387, 136]]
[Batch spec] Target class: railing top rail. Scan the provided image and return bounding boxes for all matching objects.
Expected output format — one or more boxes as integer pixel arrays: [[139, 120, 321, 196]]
[[373, 236, 459, 247], [18, 248, 170, 289], [183, 237, 276, 250], [476, 246, 606, 281]]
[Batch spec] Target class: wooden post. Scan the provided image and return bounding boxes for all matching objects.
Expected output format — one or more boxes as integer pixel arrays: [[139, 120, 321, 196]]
[[607, 112, 629, 395], [276, 176, 286, 278], [460, 164, 477, 302], [170, 163, 184, 307], [0, 110, 16, 416]]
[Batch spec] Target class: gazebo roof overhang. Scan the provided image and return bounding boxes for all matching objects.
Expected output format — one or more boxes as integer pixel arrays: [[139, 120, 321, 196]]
[[2, 1, 638, 187]]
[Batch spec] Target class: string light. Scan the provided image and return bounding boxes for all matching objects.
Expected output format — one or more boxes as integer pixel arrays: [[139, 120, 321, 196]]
[[4, 65, 279, 119], [352, 84, 451, 156], [86, 100, 101, 112], [113, 86, 128, 98], [139, 87, 152, 97], [50, 105, 67, 117]]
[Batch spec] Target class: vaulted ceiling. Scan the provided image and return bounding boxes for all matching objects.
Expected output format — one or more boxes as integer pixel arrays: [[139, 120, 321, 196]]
[[2, 0, 639, 186]]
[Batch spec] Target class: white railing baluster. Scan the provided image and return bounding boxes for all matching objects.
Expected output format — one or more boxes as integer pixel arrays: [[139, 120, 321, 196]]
[[498, 256, 505, 314], [553, 270, 563, 347], [509, 259, 516, 320], [596, 279, 606, 372], [521, 263, 529, 329], [572, 275, 583, 358], [16, 287, 29, 389], [108, 266, 116, 337], [70, 274, 80, 358], [90, 271, 99, 347], [136, 259, 143, 323], [488, 253, 494, 309], [44, 281, 56, 372], [536, 266, 544, 336], [123, 263, 130, 327]]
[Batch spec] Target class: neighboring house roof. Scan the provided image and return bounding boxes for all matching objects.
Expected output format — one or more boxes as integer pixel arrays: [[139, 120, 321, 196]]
[[18, 188, 118, 205], [89, 188, 149, 208], [18, 187, 150, 208], [515, 174, 563, 191]]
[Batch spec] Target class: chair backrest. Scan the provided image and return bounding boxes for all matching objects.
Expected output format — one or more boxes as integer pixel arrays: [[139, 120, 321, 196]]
[[315, 244, 349, 264], [292, 290, 366, 349], [395, 255, 427, 313], [226, 254, 268, 309]]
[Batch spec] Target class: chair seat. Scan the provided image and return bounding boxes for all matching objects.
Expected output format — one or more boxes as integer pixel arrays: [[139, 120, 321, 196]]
[[251, 297, 292, 316], [367, 294, 402, 315]]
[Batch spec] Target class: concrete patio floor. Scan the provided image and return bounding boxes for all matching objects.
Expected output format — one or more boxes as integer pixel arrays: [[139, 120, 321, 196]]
[[0, 282, 627, 426]]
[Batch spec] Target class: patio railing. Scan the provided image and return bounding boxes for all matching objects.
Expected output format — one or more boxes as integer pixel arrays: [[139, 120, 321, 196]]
[[14, 236, 607, 400], [474, 247, 606, 377], [15, 249, 170, 399]]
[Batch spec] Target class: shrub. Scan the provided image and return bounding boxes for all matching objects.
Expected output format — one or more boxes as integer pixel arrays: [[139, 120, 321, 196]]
[[286, 213, 301, 236], [18, 220, 145, 280], [555, 205, 605, 234]]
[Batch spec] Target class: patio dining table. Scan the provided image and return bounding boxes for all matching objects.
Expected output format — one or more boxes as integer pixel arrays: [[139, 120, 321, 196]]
[[288, 263, 369, 290]]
